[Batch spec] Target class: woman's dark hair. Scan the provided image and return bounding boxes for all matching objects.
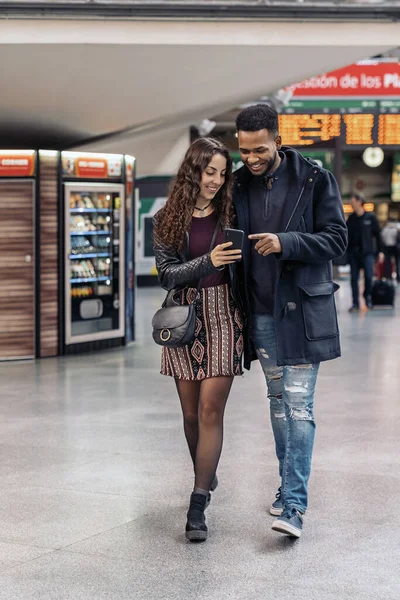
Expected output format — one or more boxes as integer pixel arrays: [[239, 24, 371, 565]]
[[236, 104, 279, 135], [352, 193, 365, 206], [153, 137, 233, 250]]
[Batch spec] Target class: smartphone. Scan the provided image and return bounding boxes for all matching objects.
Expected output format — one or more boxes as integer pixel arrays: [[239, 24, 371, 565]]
[[224, 228, 244, 256]]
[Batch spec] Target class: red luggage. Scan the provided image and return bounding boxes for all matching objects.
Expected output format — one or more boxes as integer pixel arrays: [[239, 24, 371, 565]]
[[375, 260, 386, 279]]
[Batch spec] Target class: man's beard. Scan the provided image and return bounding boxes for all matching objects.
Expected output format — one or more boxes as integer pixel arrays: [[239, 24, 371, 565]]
[[264, 151, 278, 175]]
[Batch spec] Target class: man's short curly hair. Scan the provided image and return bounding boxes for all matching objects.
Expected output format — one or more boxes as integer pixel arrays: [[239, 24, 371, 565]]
[[236, 104, 279, 135]]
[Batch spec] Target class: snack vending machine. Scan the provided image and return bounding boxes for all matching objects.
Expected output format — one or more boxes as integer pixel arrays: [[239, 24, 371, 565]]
[[64, 182, 125, 345]]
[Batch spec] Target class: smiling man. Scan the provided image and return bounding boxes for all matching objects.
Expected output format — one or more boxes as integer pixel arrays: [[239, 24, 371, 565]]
[[232, 104, 347, 538]]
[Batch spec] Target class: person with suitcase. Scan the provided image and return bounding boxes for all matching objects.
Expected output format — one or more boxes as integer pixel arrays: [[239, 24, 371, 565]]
[[346, 194, 384, 311], [372, 223, 397, 308], [381, 218, 400, 283]]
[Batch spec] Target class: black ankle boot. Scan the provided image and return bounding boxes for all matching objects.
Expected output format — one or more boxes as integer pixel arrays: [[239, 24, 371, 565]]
[[205, 475, 218, 509], [185, 493, 208, 542], [196, 475, 218, 510], [210, 474, 218, 492]]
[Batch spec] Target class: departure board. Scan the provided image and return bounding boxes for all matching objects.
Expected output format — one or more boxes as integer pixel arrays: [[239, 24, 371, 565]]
[[343, 114, 374, 145], [378, 114, 400, 145], [279, 101, 400, 147], [279, 114, 341, 146]]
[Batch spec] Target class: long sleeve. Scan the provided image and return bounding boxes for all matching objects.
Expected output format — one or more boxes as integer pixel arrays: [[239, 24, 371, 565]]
[[277, 170, 348, 263], [154, 240, 218, 290]]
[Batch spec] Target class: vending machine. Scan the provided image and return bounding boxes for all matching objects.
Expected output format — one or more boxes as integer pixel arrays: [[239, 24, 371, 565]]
[[63, 153, 128, 347], [0, 150, 36, 360]]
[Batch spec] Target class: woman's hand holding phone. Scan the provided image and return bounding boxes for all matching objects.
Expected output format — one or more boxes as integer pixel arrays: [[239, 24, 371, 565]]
[[211, 242, 242, 267]]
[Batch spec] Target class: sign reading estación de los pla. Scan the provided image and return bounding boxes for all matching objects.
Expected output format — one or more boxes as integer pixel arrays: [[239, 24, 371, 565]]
[[287, 62, 400, 97], [279, 61, 400, 148]]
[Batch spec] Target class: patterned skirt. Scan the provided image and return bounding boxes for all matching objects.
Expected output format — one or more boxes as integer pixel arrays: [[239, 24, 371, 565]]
[[161, 283, 244, 381]]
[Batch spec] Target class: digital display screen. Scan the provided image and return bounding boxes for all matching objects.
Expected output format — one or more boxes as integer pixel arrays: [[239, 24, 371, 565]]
[[279, 114, 341, 146], [279, 101, 400, 147], [343, 114, 375, 145], [378, 114, 400, 145]]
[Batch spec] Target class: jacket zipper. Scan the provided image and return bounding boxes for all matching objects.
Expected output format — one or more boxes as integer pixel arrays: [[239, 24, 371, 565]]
[[284, 178, 307, 233], [264, 183, 270, 220]]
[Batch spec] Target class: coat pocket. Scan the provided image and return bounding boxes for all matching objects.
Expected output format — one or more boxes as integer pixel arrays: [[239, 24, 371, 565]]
[[299, 282, 340, 341]]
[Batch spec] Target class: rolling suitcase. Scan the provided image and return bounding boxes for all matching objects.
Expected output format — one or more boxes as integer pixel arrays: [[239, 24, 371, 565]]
[[371, 278, 395, 307]]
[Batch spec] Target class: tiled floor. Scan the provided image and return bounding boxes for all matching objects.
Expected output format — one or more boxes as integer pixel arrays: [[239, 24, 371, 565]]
[[0, 283, 399, 599]]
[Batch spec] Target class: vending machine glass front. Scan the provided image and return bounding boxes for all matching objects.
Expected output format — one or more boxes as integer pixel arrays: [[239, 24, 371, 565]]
[[65, 183, 125, 344]]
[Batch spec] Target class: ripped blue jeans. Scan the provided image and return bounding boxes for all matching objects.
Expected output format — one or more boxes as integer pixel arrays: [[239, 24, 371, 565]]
[[251, 314, 319, 514]]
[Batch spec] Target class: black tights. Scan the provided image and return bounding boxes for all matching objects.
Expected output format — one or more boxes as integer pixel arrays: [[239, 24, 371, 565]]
[[175, 377, 233, 492]]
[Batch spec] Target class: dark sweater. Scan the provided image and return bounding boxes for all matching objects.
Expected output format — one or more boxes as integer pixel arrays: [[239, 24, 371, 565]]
[[249, 153, 288, 314], [189, 211, 229, 288], [347, 211, 382, 256]]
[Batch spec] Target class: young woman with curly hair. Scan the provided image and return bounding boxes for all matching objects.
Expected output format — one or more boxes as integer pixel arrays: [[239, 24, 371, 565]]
[[153, 137, 244, 542]]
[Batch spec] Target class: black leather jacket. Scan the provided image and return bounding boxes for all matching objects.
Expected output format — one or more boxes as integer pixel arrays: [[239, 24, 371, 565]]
[[153, 228, 223, 291]]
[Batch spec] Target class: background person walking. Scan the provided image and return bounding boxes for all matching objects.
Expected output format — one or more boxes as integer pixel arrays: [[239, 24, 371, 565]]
[[347, 194, 384, 311]]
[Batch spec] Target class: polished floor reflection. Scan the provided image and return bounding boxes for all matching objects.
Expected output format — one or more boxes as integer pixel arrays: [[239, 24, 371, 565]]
[[0, 284, 399, 599]]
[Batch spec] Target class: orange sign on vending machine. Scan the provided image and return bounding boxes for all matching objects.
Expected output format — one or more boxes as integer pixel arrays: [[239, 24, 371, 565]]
[[62, 152, 122, 179], [0, 151, 35, 177], [75, 157, 108, 179]]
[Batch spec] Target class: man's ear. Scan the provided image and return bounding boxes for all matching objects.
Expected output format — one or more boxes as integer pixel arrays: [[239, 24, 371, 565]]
[[275, 135, 282, 150]]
